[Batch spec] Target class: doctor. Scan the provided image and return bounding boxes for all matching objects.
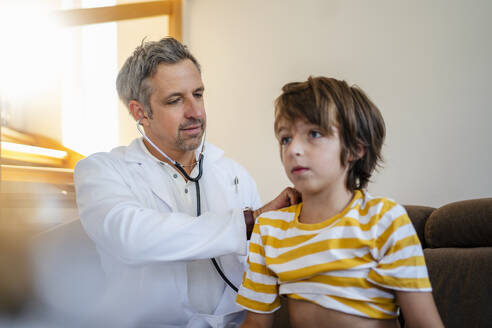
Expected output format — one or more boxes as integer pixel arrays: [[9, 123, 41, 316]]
[[74, 37, 299, 327]]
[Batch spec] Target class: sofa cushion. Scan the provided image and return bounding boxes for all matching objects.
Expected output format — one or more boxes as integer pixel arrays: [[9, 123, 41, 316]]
[[424, 247, 492, 328], [425, 198, 492, 248], [32, 218, 105, 319]]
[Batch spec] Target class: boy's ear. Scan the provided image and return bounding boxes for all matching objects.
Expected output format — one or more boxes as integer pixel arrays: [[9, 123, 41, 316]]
[[356, 143, 366, 159], [349, 143, 366, 162]]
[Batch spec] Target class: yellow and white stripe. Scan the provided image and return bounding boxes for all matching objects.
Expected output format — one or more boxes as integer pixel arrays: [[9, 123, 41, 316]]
[[236, 190, 431, 318]]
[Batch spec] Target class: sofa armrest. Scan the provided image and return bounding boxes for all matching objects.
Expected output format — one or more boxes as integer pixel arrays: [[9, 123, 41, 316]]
[[404, 205, 435, 248]]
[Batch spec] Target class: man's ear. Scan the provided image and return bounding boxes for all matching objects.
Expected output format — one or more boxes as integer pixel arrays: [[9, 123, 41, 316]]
[[129, 100, 149, 126]]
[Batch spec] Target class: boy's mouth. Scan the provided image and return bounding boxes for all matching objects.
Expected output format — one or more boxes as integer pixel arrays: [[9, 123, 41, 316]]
[[291, 166, 309, 175]]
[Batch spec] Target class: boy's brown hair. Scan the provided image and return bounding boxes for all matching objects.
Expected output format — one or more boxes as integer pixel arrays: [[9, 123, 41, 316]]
[[274, 76, 386, 191]]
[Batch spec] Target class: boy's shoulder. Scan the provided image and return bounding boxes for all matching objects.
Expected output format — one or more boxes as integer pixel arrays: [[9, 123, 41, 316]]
[[356, 191, 409, 228], [347, 191, 406, 226], [358, 190, 401, 211], [257, 203, 300, 225]]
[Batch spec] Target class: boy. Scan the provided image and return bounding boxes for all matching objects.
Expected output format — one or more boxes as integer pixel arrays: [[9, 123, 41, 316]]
[[236, 77, 443, 327]]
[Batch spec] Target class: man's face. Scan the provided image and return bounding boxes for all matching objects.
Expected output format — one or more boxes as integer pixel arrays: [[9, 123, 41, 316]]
[[144, 59, 206, 158]]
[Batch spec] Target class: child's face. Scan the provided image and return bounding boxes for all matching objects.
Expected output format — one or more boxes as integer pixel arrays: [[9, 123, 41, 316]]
[[276, 118, 349, 197]]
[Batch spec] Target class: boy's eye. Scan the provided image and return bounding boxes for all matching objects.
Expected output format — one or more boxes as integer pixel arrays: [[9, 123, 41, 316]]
[[280, 136, 291, 145], [309, 130, 322, 138]]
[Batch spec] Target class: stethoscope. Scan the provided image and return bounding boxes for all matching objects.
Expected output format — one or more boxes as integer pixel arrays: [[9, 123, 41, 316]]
[[136, 118, 239, 292]]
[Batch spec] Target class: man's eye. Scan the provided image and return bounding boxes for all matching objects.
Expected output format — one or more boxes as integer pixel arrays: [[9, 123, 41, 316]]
[[194, 92, 203, 99], [167, 98, 180, 105], [309, 130, 322, 138], [280, 136, 291, 145]]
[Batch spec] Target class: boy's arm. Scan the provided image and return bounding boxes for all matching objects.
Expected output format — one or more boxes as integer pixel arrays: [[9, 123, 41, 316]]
[[240, 311, 275, 328], [396, 291, 444, 328]]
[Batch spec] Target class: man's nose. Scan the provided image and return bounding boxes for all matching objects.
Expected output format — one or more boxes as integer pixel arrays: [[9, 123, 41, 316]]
[[184, 97, 204, 119]]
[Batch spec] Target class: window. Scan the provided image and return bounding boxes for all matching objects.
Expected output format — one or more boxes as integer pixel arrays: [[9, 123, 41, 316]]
[[0, 0, 181, 228], [0, 0, 181, 158]]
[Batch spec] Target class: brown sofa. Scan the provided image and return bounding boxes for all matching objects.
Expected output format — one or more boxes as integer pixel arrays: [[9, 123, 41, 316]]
[[15, 198, 490, 326], [273, 198, 492, 328]]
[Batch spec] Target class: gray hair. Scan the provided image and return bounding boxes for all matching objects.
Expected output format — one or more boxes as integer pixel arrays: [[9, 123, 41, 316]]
[[116, 37, 201, 118]]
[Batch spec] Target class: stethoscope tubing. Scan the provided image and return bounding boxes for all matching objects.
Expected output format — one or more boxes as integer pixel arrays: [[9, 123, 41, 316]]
[[136, 119, 238, 292]]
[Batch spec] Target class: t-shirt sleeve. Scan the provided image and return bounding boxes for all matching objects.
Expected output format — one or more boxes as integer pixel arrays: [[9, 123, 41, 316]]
[[236, 221, 280, 313], [367, 203, 432, 292]]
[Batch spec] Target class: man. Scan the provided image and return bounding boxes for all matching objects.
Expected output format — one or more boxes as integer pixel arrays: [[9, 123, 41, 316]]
[[74, 37, 298, 327]]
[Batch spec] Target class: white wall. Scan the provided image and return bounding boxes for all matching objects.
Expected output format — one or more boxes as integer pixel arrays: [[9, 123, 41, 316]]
[[184, 0, 492, 207]]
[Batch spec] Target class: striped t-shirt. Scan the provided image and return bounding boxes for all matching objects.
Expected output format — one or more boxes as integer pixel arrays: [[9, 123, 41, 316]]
[[236, 190, 431, 319]]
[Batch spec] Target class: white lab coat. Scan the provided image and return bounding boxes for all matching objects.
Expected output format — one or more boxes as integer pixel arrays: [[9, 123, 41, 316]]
[[74, 138, 261, 328]]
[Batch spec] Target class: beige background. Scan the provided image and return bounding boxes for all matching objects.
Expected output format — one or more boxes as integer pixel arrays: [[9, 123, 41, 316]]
[[180, 0, 492, 207], [2, 0, 490, 208]]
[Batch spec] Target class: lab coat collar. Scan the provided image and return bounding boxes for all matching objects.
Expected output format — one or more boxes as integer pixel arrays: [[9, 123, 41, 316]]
[[122, 138, 227, 212]]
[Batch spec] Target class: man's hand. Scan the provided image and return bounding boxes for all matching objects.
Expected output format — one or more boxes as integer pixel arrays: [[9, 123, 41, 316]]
[[254, 187, 301, 219], [244, 187, 301, 239]]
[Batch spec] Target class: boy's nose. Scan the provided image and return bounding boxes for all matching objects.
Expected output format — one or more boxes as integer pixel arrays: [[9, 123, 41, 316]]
[[287, 138, 304, 157]]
